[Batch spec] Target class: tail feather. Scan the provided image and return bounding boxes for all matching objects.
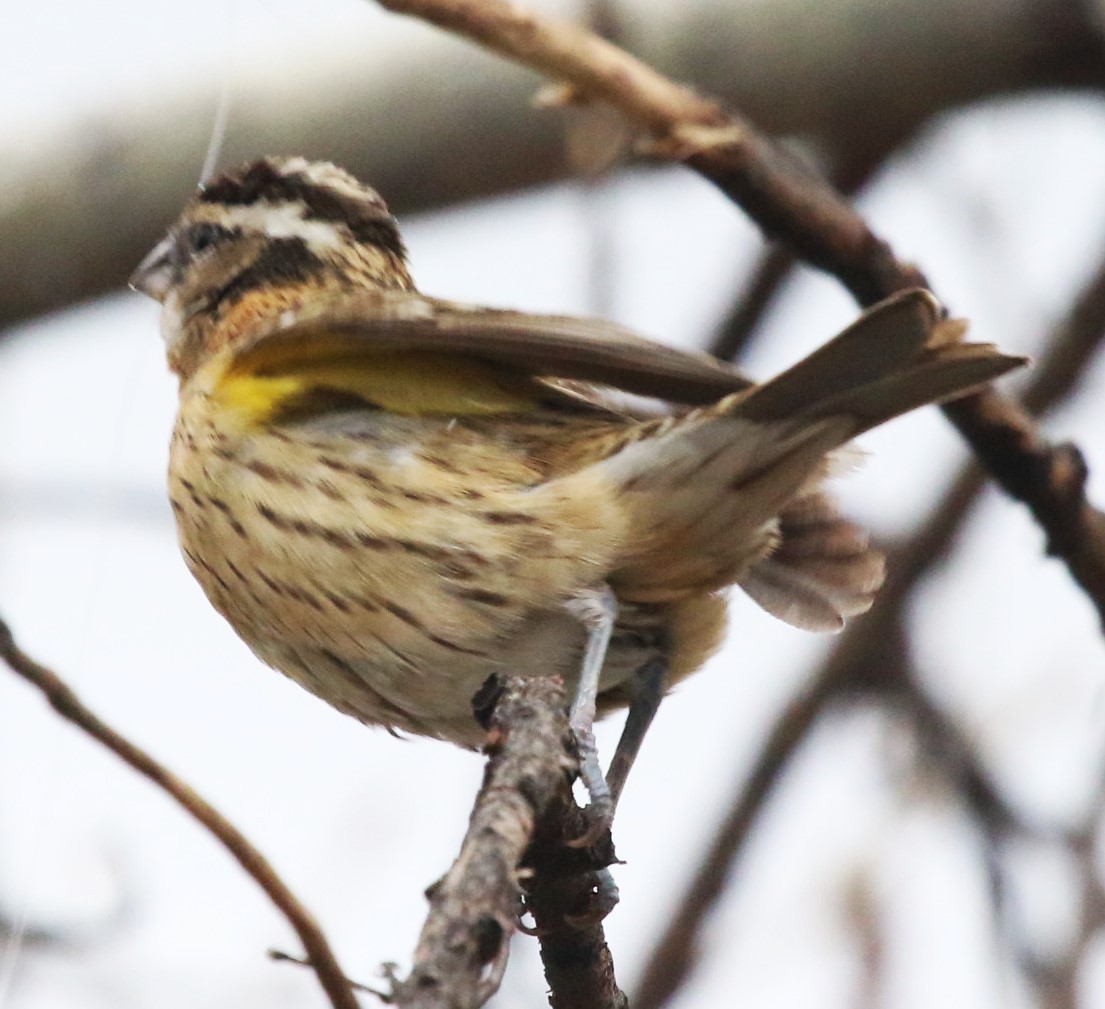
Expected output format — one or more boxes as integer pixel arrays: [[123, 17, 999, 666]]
[[733, 289, 944, 423], [600, 290, 1026, 627], [738, 492, 885, 631], [734, 292, 1023, 432]]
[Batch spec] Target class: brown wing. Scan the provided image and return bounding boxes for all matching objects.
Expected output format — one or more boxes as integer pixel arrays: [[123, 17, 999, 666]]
[[232, 289, 754, 405]]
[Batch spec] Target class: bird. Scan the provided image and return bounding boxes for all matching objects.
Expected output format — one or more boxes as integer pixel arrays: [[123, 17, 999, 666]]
[[131, 156, 1024, 814]]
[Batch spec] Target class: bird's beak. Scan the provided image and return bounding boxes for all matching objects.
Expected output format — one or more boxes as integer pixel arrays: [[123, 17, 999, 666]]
[[129, 235, 175, 302]]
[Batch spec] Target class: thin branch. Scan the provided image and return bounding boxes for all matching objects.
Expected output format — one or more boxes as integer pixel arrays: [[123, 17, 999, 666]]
[[0, 617, 361, 1009], [393, 675, 623, 1009], [708, 136, 913, 362], [707, 243, 794, 362], [373, 0, 1105, 629]]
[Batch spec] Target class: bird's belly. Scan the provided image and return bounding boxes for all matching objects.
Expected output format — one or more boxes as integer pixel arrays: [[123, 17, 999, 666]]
[[242, 602, 676, 747], [168, 407, 636, 745], [175, 491, 668, 746], [171, 491, 557, 742], [252, 610, 591, 746]]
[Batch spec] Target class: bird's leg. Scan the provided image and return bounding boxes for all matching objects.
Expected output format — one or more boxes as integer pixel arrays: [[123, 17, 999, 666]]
[[565, 585, 618, 835], [604, 656, 667, 806], [561, 594, 667, 921], [576, 660, 666, 921]]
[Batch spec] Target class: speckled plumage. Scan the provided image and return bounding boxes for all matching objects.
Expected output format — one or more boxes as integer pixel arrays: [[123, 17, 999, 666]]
[[133, 157, 1025, 748]]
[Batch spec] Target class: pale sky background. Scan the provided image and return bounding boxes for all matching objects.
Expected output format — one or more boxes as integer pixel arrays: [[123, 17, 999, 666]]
[[2, 2, 1105, 1008]]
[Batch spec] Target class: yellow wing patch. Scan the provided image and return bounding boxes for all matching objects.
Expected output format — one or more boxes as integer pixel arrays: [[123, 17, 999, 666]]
[[210, 331, 542, 427]]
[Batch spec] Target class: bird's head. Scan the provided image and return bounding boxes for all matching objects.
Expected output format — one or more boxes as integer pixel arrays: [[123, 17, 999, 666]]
[[131, 156, 414, 378]]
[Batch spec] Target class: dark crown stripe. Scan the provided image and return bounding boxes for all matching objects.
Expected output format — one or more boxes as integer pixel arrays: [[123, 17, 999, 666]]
[[200, 160, 406, 259], [206, 236, 328, 314]]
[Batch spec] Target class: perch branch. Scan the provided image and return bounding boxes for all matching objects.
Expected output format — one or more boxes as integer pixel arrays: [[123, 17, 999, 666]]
[[393, 675, 624, 1009], [523, 801, 627, 1009], [0, 617, 360, 1009]]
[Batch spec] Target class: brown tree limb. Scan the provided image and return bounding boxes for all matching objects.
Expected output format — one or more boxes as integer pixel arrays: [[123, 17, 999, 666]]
[[372, 0, 1105, 630], [393, 675, 625, 1009], [0, 617, 361, 1009], [631, 246, 1105, 1009]]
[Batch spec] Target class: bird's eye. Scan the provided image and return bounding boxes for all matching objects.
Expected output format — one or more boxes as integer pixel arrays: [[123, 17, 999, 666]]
[[183, 223, 234, 259]]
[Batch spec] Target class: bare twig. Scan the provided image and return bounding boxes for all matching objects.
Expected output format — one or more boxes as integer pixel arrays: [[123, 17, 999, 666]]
[[708, 137, 913, 362], [372, 0, 1105, 628], [0, 617, 361, 1009], [392, 675, 625, 1009]]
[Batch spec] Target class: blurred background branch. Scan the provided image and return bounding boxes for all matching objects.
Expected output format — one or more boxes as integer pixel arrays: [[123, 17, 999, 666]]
[[2, 0, 1103, 331]]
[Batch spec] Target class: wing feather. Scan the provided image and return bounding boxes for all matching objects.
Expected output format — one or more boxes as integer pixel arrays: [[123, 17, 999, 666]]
[[231, 289, 753, 405]]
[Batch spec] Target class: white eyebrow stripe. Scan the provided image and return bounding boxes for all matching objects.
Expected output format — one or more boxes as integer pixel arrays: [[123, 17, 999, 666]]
[[217, 200, 346, 251]]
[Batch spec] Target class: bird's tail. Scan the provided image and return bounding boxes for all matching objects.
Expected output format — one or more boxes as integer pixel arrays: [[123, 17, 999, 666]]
[[597, 290, 1025, 630]]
